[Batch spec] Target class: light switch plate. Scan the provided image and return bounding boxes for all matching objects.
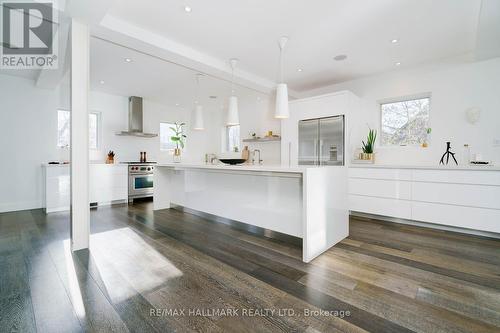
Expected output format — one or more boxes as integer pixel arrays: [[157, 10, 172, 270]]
[[494, 139, 500, 146]]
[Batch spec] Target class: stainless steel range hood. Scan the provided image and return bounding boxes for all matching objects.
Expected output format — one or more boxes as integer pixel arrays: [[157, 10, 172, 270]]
[[116, 96, 158, 137]]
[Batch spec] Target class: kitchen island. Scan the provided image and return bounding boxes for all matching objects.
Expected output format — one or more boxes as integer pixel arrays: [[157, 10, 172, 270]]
[[154, 163, 348, 262]]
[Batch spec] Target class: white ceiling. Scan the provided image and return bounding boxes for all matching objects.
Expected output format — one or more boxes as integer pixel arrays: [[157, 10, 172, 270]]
[[90, 37, 268, 110], [105, 0, 484, 91]]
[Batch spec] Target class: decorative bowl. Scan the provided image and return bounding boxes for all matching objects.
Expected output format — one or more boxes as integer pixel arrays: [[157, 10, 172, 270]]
[[219, 159, 247, 165]]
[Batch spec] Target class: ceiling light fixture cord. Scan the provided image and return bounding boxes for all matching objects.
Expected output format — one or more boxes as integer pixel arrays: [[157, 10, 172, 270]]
[[278, 36, 288, 84], [196, 74, 200, 103], [231, 62, 235, 95], [280, 43, 284, 83]]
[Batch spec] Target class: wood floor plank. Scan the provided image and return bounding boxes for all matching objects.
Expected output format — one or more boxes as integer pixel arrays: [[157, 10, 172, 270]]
[[2, 203, 500, 333], [0, 291, 37, 333], [336, 243, 500, 291], [415, 286, 500, 328], [326, 246, 500, 313]]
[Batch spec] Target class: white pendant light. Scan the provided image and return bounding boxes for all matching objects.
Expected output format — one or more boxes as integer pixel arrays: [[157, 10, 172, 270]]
[[275, 36, 290, 119], [226, 58, 240, 125], [192, 74, 204, 130]]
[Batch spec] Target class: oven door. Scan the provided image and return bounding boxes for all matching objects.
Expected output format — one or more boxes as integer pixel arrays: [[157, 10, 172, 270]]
[[129, 173, 154, 197]]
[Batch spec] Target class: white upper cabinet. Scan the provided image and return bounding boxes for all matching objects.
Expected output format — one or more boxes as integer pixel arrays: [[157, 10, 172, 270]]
[[280, 91, 360, 166]]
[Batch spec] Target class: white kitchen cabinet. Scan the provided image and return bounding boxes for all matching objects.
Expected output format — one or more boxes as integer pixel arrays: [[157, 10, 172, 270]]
[[349, 194, 412, 219], [44, 164, 128, 213], [412, 201, 500, 234], [348, 166, 500, 234], [281, 91, 360, 166], [89, 164, 128, 204], [44, 165, 71, 213], [349, 178, 411, 200], [412, 182, 500, 210], [348, 167, 412, 181]]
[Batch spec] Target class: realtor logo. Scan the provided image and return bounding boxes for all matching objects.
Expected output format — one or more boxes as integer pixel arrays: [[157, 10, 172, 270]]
[[1, 1, 58, 69]]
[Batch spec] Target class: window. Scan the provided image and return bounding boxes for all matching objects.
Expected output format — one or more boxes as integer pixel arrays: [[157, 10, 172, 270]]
[[159, 122, 177, 151], [226, 125, 240, 152], [57, 110, 70, 148], [380, 96, 430, 146], [57, 110, 100, 149], [88, 112, 99, 149]]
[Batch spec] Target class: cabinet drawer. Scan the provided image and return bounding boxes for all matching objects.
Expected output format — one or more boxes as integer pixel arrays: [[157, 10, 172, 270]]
[[349, 168, 412, 181], [413, 170, 500, 186], [412, 182, 500, 209], [349, 178, 411, 200], [412, 201, 500, 233], [349, 194, 411, 219]]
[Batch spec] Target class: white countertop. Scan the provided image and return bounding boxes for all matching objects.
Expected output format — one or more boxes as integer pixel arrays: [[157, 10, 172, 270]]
[[349, 163, 500, 171], [157, 162, 319, 174], [42, 162, 127, 167]]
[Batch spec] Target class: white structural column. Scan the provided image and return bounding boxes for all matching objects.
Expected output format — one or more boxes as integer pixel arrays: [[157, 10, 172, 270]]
[[70, 19, 90, 251]]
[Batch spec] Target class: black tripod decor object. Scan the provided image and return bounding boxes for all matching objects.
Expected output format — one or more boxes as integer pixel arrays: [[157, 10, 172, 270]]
[[439, 141, 458, 165]]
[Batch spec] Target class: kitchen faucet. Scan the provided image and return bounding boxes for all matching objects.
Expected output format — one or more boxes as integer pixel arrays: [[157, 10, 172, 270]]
[[252, 149, 263, 165]]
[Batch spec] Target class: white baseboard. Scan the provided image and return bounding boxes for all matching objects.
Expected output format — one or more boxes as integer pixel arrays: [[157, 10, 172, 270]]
[[350, 211, 500, 239], [0, 200, 42, 213]]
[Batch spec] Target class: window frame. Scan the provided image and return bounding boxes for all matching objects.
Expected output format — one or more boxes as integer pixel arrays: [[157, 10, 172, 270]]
[[159, 122, 178, 152], [56, 109, 102, 150], [225, 124, 241, 152], [57, 109, 71, 148], [88, 111, 101, 150], [378, 93, 431, 147]]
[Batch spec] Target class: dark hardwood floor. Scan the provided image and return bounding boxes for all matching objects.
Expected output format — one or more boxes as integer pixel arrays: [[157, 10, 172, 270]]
[[1, 201, 499, 333]]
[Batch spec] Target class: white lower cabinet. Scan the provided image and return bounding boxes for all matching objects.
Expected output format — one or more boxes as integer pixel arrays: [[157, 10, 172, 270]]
[[44, 164, 128, 213], [89, 164, 128, 204], [349, 167, 500, 234], [349, 195, 412, 220], [411, 201, 500, 234], [44, 166, 71, 213]]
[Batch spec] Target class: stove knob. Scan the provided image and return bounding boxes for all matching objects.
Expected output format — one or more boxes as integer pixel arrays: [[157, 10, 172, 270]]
[[147, 167, 151, 171]]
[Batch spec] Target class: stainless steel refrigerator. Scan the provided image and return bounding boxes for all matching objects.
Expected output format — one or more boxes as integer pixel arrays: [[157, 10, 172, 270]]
[[298, 115, 345, 166]]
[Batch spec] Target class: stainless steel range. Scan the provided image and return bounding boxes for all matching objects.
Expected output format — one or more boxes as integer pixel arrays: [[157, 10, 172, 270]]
[[126, 162, 156, 201]]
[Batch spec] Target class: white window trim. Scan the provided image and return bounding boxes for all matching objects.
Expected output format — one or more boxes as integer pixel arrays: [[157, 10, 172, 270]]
[[378, 92, 432, 148], [57, 109, 102, 150], [89, 111, 102, 150], [57, 109, 70, 148], [225, 124, 241, 152], [159, 121, 180, 152]]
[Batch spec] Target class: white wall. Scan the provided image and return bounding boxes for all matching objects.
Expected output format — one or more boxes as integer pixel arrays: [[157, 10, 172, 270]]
[[87, 91, 219, 164], [300, 57, 500, 165], [0, 75, 220, 212], [0, 73, 279, 212], [0, 75, 65, 212], [214, 94, 282, 165]]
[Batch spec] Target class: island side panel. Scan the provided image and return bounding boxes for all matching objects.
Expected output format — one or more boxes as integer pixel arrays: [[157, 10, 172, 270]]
[[158, 168, 303, 237], [154, 166, 174, 210], [302, 167, 349, 262]]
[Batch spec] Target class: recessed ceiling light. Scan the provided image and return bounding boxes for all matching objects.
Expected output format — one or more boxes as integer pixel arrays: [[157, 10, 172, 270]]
[[124, 58, 132, 63], [391, 39, 399, 44], [184, 6, 192, 12], [99, 80, 105, 84], [297, 68, 303, 72], [175, 103, 180, 106], [333, 54, 347, 61], [395, 62, 401, 66]]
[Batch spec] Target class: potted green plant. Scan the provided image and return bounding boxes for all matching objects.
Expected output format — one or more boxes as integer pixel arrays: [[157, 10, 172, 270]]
[[170, 122, 186, 162], [421, 127, 432, 148], [361, 128, 377, 160]]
